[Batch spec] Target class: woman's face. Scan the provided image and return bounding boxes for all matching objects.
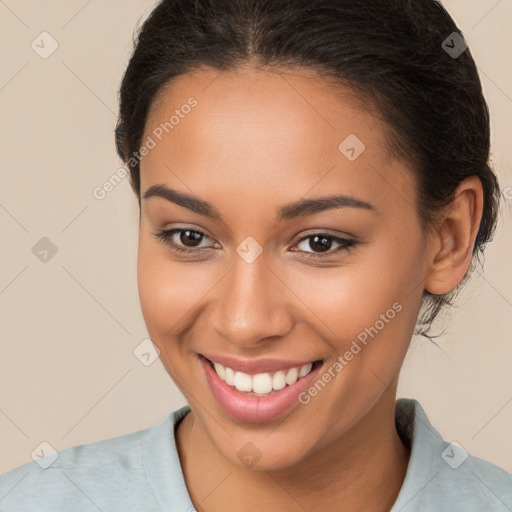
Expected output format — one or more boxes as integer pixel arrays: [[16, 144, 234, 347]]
[[137, 66, 428, 470]]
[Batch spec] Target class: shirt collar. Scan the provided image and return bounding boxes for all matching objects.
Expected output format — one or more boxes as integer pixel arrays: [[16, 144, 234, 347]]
[[142, 404, 194, 511], [391, 398, 447, 511]]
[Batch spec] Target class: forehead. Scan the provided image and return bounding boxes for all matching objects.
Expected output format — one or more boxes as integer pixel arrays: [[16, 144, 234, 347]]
[[140, 66, 413, 219], [145, 65, 381, 157]]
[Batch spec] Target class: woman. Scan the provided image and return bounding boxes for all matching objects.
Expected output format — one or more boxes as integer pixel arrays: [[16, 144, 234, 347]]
[[1, 0, 511, 510]]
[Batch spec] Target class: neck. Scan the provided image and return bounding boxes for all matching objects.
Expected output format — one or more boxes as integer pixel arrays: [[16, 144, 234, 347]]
[[176, 392, 410, 512]]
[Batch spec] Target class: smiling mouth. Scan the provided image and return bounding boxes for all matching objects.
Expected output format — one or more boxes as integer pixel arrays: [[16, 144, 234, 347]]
[[201, 355, 323, 396]]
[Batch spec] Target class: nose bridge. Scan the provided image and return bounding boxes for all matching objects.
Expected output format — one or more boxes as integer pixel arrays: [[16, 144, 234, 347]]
[[212, 251, 292, 347]]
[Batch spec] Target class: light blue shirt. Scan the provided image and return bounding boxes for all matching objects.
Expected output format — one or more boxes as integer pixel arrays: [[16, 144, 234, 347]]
[[1, 398, 511, 511]]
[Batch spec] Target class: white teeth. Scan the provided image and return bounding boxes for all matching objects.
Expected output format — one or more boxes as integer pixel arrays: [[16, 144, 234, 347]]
[[209, 359, 316, 395], [272, 371, 287, 390], [252, 373, 273, 394], [299, 363, 313, 378], [285, 367, 298, 385], [213, 362, 225, 381], [234, 371, 252, 392], [225, 366, 235, 386]]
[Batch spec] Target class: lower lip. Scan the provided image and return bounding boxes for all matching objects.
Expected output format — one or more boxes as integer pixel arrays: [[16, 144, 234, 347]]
[[199, 355, 323, 423]]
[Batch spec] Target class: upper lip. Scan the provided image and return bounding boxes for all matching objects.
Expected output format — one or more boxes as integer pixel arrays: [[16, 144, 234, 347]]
[[200, 353, 320, 375]]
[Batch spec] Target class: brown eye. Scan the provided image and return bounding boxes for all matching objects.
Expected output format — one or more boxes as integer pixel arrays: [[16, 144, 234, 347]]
[[178, 229, 204, 247], [154, 228, 217, 255], [292, 233, 357, 259]]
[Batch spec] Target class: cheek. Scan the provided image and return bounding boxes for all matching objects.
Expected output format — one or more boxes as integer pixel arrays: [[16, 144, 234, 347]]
[[297, 234, 424, 364], [136, 231, 219, 350], [136, 237, 201, 386], [137, 234, 191, 342], [297, 264, 418, 338]]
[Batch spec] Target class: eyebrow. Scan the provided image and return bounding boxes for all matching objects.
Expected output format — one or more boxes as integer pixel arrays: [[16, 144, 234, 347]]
[[143, 184, 377, 222]]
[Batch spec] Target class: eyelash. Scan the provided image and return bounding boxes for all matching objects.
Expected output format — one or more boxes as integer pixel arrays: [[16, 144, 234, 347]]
[[153, 228, 357, 260]]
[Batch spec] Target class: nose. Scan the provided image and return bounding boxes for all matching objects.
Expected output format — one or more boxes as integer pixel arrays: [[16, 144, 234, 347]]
[[209, 254, 294, 350]]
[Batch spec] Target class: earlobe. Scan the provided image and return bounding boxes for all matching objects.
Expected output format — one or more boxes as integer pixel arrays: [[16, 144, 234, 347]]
[[424, 176, 484, 295]]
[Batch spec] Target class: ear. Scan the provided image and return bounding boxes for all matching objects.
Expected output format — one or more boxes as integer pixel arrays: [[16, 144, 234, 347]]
[[424, 176, 484, 295]]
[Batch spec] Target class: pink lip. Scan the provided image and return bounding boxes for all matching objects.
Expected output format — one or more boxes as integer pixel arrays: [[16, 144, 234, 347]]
[[199, 355, 323, 423], [200, 352, 318, 374]]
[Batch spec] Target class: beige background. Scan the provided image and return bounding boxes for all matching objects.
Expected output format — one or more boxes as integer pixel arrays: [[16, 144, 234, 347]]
[[0, 0, 511, 475]]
